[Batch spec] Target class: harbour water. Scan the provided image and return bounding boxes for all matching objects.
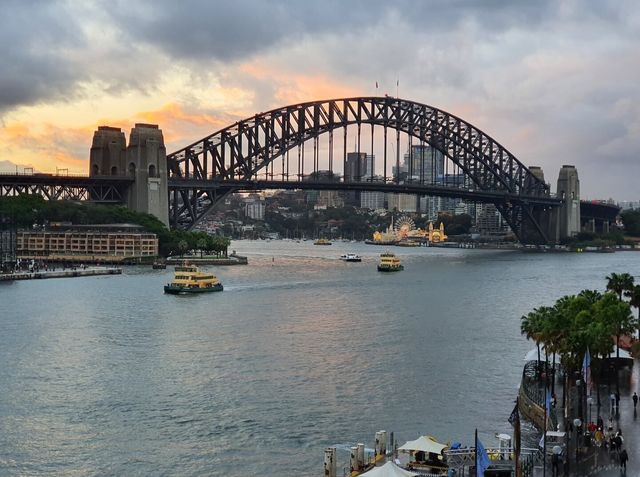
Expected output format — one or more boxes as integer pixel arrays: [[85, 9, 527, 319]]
[[1, 241, 639, 476]]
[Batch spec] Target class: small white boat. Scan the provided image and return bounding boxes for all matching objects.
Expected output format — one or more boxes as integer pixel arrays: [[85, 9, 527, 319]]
[[340, 253, 362, 262]]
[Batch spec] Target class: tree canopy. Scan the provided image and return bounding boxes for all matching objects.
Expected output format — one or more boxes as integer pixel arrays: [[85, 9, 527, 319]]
[[521, 285, 635, 373]]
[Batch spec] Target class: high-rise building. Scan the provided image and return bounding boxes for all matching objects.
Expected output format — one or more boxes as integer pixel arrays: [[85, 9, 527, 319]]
[[360, 191, 385, 210], [344, 153, 375, 206], [388, 193, 417, 213], [318, 190, 344, 208], [345, 152, 374, 182], [359, 175, 386, 210], [244, 193, 265, 220], [394, 144, 444, 183], [475, 203, 506, 235]]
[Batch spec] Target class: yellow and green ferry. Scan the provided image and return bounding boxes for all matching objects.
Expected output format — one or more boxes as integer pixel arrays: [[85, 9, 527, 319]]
[[377, 252, 404, 272], [164, 263, 223, 294]]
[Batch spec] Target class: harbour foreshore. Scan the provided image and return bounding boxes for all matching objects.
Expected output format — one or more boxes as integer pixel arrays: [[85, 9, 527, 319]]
[[0, 266, 122, 281]]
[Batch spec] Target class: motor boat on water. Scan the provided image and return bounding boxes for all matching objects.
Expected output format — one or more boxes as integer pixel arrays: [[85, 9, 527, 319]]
[[340, 253, 362, 262]]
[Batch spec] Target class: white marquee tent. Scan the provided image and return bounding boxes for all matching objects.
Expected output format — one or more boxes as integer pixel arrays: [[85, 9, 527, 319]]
[[360, 461, 419, 477], [398, 435, 447, 454]]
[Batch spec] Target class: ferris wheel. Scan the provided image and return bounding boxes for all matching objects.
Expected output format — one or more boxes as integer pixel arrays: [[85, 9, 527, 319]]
[[394, 215, 415, 238]]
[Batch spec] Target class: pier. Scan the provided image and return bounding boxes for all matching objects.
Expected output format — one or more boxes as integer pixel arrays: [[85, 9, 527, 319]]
[[0, 266, 122, 281]]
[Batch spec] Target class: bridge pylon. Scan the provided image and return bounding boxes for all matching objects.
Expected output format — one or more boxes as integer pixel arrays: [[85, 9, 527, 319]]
[[553, 165, 581, 241], [125, 124, 169, 226], [89, 126, 126, 177], [89, 123, 169, 226]]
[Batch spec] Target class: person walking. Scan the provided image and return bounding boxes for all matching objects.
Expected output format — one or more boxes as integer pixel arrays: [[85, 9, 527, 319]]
[[633, 392, 638, 409], [551, 452, 560, 477], [619, 448, 628, 471]]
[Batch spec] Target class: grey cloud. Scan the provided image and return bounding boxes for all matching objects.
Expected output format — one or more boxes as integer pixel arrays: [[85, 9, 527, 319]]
[[103, 0, 566, 64], [0, 1, 86, 111]]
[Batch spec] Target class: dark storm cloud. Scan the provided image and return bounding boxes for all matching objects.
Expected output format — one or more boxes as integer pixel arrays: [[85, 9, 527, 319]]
[[0, 1, 86, 111], [104, 0, 561, 63]]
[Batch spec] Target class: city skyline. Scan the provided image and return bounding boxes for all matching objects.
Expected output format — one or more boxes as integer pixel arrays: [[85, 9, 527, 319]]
[[1, 1, 639, 200]]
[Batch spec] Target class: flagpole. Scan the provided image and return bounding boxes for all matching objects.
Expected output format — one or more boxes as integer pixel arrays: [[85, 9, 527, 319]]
[[515, 398, 522, 477], [474, 428, 478, 477], [543, 378, 548, 477]]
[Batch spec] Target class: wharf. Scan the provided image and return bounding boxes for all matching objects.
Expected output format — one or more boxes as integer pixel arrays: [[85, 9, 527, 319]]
[[166, 254, 247, 265], [0, 267, 122, 281]]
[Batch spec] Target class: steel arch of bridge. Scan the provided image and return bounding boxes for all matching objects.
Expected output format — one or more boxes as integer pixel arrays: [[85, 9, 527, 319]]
[[167, 96, 559, 243]]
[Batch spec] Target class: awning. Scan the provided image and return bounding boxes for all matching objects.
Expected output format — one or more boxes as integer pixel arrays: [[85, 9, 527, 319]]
[[398, 436, 447, 454], [360, 461, 419, 477], [524, 346, 632, 362], [524, 346, 547, 362]]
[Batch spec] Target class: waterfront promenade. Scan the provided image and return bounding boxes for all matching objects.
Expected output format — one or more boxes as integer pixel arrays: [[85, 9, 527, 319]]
[[573, 378, 640, 477], [533, 359, 639, 476]]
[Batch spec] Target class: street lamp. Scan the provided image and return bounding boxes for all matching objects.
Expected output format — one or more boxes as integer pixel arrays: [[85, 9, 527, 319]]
[[573, 418, 582, 464]]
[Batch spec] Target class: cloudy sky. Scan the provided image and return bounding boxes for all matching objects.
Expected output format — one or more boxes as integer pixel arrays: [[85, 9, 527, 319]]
[[1, 0, 639, 200]]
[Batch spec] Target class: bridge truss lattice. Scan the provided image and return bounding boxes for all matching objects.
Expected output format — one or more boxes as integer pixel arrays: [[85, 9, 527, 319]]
[[169, 97, 559, 242]]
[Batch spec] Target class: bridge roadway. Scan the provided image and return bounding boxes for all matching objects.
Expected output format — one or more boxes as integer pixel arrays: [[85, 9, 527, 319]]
[[167, 178, 562, 207], [0, 172, 620, 238], [0, 173, 133, 202]]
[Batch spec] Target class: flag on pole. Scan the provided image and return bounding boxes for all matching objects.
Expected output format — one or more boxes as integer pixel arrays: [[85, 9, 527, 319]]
[[475, 432, 491, 477], [508, 401, 519, 427], [582, 347, 591, 396], [545, 388, 552, 418]]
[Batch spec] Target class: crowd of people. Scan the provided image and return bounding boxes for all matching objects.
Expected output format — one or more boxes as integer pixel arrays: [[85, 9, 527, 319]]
[[583, 391, 637, 472]]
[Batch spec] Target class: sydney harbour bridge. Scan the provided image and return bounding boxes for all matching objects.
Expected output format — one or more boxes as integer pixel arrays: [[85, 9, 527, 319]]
[[0, 96, 618, 244]]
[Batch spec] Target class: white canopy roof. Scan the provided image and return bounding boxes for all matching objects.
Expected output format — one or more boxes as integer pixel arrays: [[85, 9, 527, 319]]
[[398, 436, 447, 454], [524, 346, 548, 362], [608, 347, 632, 360], [524, 346, 632, 362], [360, 461, 419, 477]]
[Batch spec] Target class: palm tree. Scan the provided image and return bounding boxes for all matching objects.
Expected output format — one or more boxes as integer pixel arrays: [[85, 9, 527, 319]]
[[521, 307, 547, 373], [624, 284, 640, 340], [595, 292, 635, 395], [606, 272, 635, 301], [578, 289, 603, 305]]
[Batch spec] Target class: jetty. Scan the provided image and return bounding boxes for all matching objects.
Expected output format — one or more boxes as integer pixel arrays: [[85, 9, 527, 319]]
[[166, 253, 247, 265], [0, 266, 122, 281]]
